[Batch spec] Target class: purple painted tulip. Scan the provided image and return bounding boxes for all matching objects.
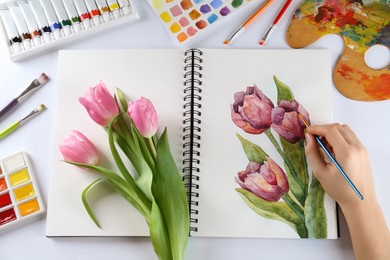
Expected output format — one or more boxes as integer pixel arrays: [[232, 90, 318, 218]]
[[236, 158, 289, 202], [231, 85, 274, 134], [127, 97, 158, 138], [79, 81, 119, 127], [271, 100, 310, 144], [59, 130, 99, 165]]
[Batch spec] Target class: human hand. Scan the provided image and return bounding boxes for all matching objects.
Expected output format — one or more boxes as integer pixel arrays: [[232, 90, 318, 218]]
[[304, 124, 376, 209]]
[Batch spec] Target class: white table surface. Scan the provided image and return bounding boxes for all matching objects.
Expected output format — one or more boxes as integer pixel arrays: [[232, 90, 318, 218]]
[[0, 0, 389, 259]]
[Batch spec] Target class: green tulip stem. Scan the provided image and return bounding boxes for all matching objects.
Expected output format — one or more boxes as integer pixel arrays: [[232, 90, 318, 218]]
[[264, 129, 304, 190], [148, 137, 157, 159], [287, 190, 304, 210], [282, 193, 304, 222]]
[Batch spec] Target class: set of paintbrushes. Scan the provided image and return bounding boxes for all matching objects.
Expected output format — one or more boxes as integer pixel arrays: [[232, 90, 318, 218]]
[[0, 73, 49, 140]]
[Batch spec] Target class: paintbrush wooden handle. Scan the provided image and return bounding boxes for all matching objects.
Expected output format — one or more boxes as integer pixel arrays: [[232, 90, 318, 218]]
[[0, 98, 18, 120]]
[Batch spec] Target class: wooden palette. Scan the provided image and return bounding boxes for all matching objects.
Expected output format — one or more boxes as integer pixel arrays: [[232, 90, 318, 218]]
[[286, 0, 390, 102]]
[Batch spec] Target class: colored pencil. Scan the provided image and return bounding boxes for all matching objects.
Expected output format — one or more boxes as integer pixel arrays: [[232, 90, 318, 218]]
[[224, 0, 274, 45], [298, 114, 364, 200], [259, 0, 292, 45], [0, 104, 46, 140]]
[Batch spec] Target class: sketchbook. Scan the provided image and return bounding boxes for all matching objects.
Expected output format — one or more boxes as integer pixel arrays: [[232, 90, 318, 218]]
[[46, 48, 337, 239]]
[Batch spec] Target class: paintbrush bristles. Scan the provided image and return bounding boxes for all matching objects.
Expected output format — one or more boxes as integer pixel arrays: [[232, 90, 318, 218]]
[[298, 113, 310, 128], [37, 73, 49, 84]]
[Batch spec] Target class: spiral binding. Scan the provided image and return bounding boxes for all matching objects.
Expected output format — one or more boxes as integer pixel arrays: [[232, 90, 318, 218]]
[[182, 48, 203, 233]]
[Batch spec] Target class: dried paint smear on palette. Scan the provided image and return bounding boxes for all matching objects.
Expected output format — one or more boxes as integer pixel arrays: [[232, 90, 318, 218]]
[[0, 152, 44, 232], [149, 0, 251, 42]]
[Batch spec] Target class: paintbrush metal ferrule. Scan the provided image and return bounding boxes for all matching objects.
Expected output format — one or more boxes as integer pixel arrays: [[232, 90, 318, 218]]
[[19, 104, 46, 125], [224, 27, 244, 45], [259, 24, 275, 45], [18, 73, 49, 101]]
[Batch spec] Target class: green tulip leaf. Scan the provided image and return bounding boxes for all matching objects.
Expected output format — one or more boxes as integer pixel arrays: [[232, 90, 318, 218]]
[[81, 178, 105, 228], [153, 128, 189, 260], [236, 133, 267, 163], [304, 176, 327, 238], [273, 75, 294, 104], [280, 139, 309, 205], [237, 188, 308, 238], [150, 200, 173, 260]]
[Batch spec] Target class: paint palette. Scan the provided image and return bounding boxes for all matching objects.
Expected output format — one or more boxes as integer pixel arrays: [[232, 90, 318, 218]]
[[286, 0, 390, 102], [0, 152, 44, 232], [148, 0, 251, 43]]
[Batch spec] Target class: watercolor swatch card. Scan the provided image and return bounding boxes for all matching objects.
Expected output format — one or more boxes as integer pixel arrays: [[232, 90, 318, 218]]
[[47, 49, 338, 239], [147, 0, 253, 43]]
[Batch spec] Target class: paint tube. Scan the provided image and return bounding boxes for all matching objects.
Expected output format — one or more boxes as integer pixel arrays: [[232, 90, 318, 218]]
[[73, 0, 92, 29], [7, 4, 33, 50], [28, 0, 53, 43], [61, 0, 82, 32], [106, 0, 121, 19], [40, 0, 62, 40], [84, 0, 101, 26], [18, 1, 43, 47], [0, 10, 22, 54], [117, 0, 131, 16], [51, 0, 72, 36], [94, 0, 110, 23]]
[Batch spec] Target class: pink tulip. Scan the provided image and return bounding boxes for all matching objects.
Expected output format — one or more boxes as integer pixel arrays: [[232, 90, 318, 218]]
[[79, 81, 119, 127], [59, 130, 99, 165], [127, 97, 158, 138], [236, 158, 289, 202], [271, 100, 310, 143], [231, 85, 274, 134]]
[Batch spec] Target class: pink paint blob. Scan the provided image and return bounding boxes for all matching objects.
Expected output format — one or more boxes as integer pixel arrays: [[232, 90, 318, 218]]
[[170, 5, 183, 17], [187, 26, 198, 36], [179, 17, 189, 27]]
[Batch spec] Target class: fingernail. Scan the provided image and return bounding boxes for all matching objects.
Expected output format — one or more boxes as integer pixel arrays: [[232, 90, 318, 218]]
[[305, 133, 311, 143]]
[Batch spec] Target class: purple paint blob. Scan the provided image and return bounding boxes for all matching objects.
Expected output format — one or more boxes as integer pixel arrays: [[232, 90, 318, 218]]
[[200, 4, 211, 14], [220, 6, 231, 16]]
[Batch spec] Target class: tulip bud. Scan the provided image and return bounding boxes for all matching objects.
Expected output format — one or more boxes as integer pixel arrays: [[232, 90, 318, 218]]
[[236, 158, 289, 202], [271, 100, 310, 143], [231, 85, 274, 134], [79, 81, 119, 127], [127, 97, 158, 138], [59, 130, 99, 165]]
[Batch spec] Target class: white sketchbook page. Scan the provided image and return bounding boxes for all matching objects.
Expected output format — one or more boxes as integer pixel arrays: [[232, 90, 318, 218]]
[[193, 49, 337, 238], [46, 50, 185, 236]]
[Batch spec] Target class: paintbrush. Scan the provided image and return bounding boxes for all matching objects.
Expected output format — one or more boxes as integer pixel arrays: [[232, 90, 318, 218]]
[[224, 0, 274, 45], [259, 0, 292, 45], [298, 114, 364, 200], [0, 73, 49, 120], [0, 104, 46, 140]]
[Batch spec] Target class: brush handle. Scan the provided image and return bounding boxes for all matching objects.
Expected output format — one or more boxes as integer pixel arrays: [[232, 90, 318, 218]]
[[0, 122, 19, 140], [0, 98, 18, 120]]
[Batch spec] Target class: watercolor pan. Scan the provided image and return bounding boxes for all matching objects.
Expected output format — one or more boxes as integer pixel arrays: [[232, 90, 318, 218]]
[[0, 0, 139, 62], [147, 0, 252, 43], [0, 152, 44, 232]]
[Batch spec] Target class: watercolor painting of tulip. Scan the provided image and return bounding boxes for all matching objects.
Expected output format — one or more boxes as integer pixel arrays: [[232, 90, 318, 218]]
[[59, 81, 189, 260], [231, 76, 327, 238]]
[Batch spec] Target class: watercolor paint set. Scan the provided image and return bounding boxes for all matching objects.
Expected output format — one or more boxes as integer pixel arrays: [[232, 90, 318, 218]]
[[147, 0, 252, 43], [0, 0, 139, 61], [0, 152, 44, 232]]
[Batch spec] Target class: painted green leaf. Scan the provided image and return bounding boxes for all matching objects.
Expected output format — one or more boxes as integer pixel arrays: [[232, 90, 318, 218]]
[[231, 0, 243, 8], [273, 75, 294, 103], [304, 176, 327, 238], [237, 188, 308, 238], [280, 139, 309, 205], [153, 128, 189, 260], [236, 133, 267, 163]]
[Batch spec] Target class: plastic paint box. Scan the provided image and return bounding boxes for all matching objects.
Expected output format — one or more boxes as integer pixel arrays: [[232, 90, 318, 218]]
[[0, 0, 140, 62], [0, 152, 44, 233]]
